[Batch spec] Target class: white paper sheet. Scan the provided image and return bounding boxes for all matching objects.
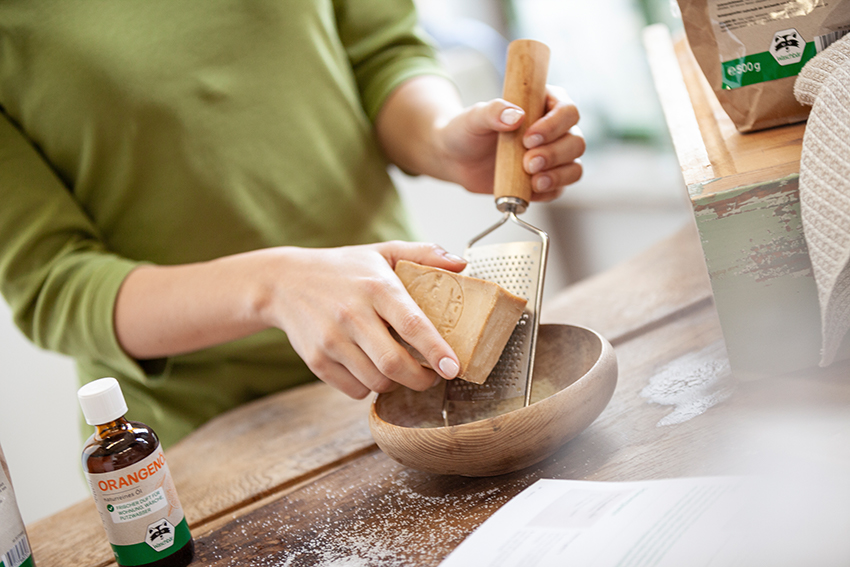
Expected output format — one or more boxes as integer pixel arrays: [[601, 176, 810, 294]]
[[439, 476, 850, 567]]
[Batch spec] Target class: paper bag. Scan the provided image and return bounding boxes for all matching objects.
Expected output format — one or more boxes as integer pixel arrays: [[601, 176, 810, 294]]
[[677, 0, 850, 132]]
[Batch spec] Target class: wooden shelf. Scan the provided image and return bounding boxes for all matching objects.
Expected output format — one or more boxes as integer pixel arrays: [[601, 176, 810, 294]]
[[642, 24, 849, 378], [645, 25, 805, 196]]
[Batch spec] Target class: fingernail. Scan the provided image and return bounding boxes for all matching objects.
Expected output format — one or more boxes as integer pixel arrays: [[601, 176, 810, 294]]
[[439, 249, 466, 264], [431, 374, 443, 388], [536, 175, 552, 191], [528, 156, 545, 174], [438, 357, 460, 379], [500, 108, 523, 125], [524, 134, 544, 148]]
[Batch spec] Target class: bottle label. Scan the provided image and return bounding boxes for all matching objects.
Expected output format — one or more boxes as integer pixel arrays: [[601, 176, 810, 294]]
[[0, 457, 34, 567], [85, 444, 191, 566]]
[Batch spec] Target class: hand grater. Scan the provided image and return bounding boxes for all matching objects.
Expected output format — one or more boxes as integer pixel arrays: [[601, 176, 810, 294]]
[[442, 39, 551, 425]]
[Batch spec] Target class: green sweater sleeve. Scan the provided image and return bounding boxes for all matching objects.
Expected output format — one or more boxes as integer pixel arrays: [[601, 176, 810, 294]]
[[0, 0, 447, 392], [0, 111, 149, 379], [334, 0, 451, 122]]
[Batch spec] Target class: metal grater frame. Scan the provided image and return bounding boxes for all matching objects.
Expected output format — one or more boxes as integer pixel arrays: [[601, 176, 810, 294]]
[[443, 210, 549, 407]]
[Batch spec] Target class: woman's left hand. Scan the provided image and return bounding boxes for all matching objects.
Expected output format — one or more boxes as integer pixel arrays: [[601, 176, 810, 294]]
[[376, 76, 585, 199], [436, 84, 585, 200]]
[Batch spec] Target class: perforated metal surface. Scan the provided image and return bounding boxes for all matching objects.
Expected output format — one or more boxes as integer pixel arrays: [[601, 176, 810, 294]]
[[444, 240, 545, 402]]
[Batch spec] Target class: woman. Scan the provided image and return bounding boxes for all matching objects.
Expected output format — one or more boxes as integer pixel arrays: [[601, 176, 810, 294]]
[[0, 0, 584, 446]]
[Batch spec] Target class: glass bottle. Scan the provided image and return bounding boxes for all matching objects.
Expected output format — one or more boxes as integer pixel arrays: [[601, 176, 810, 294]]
[[78, 378, 193, 567]]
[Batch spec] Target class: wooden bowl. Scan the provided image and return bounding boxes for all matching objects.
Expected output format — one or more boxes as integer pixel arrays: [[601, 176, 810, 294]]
[[369, 324, 617, 477]]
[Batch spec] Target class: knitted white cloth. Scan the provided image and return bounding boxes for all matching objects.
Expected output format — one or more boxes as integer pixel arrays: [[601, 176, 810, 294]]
[[794, 34, 850, 366]]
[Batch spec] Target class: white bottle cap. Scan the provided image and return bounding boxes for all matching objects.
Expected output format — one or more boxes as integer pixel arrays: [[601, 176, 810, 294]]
[[78, 377, 128, 425]]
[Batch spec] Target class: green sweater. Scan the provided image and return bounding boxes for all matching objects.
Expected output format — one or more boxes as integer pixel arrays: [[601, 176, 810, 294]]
[[0, 1, 446, 447]]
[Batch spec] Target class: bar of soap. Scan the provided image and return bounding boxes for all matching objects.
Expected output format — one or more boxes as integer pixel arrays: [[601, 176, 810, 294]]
[[394, 260, 527, 384]]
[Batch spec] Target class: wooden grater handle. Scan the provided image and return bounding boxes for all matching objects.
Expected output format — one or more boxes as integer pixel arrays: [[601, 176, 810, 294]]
[[493, 39, 551, 212]]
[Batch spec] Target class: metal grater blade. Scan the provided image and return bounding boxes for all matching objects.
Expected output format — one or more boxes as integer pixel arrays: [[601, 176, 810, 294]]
[[444, 240, 545, 402]]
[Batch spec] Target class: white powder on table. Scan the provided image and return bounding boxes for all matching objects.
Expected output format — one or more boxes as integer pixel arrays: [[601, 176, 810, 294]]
[[641, 341, 734, 426], [202, 461, 526, 567]]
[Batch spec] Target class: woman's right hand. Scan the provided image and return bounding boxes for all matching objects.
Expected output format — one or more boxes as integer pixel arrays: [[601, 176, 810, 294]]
[[114, 241, 466, 398]]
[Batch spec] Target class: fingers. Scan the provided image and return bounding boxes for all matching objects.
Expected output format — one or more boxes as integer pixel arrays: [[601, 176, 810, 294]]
[[370, 267, 462, 382], [308, 337, 440, 399], [524, 85, 581, 147], [376, 241, 470, 382], [461, 99, 526, 137], [524, 126, 585, 196], [520, 85, 585, 196], [373, 241, 467, 383], [279, 243, 462, 400], [380, 241, 466, 273], [465, 86, 584, 197], [461, 89, 577, 141], [295, 293, 449, 397], [347, 297, 453, 391]]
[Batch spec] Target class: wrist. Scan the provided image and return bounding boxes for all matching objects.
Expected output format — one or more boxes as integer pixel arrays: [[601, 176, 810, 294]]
[[235, 248, 286, 332], [376, 75, 463, 178]]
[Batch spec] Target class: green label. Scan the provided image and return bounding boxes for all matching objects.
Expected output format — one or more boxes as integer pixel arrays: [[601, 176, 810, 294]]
[[0, 557, 34, 567], [721, 43, 817, 89], [111, 517, 191, 567], [0, 554, 34, 567]]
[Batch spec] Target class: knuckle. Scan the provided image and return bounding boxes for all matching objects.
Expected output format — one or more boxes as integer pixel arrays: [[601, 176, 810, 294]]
[[466, 101, 491, 120], [408, 370, 437, 392], [332, 301, 358, 327], [555, 99, 580, 124], [396, 311, 428, 338], [371, 377, 396, 394], [374, 348, 406, 377], [304, 350, 331, 376], [573, 134, 587, 156], [308, 329, 345, 366], [361, 276, 390, 299], [380, 240, 406, 256], [349, 385, 371, 400], [424, 242, 444, 256], [316, 327, 341, 351]]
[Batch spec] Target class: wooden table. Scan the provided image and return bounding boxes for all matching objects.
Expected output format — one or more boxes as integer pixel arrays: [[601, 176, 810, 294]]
[[27, 223, 850, 566], [642, 25, 850, 378]]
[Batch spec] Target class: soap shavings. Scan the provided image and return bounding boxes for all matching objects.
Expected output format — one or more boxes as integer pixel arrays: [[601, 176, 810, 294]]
[[202, 464, 525, 567], [641, 342, 734, 426]]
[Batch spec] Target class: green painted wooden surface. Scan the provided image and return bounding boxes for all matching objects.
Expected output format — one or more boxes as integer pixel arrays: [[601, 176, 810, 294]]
[[690, 173, 850, 377]]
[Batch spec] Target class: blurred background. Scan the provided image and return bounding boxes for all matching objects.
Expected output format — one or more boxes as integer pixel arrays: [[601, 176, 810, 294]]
[[0, 0, 692, 524], [398, 0, 689, 296]]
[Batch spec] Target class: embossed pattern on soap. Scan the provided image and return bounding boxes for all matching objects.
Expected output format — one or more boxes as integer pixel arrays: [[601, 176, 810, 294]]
[[447, 241, 543, 402]]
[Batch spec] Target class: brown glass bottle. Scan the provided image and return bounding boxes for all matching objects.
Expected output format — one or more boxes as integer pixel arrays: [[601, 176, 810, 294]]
[[79, 378, 193, 567], [82, 417, 194, 567]]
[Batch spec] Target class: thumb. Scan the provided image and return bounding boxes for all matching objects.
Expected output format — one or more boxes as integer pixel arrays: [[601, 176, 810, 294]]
[[379, 241, 467, 273], [464, 99, 526, 136]]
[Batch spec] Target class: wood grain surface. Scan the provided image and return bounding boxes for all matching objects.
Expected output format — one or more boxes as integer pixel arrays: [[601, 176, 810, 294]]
[[643, 26, 805, 197], [27, 383, 373, 567], [31, 223, 849, 566], [542, 221, 714, 346], [494, 39, 550, 207], [186, 290, 734, 566], [369, 324, 617, 476], [643, 26, 844, 378]]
